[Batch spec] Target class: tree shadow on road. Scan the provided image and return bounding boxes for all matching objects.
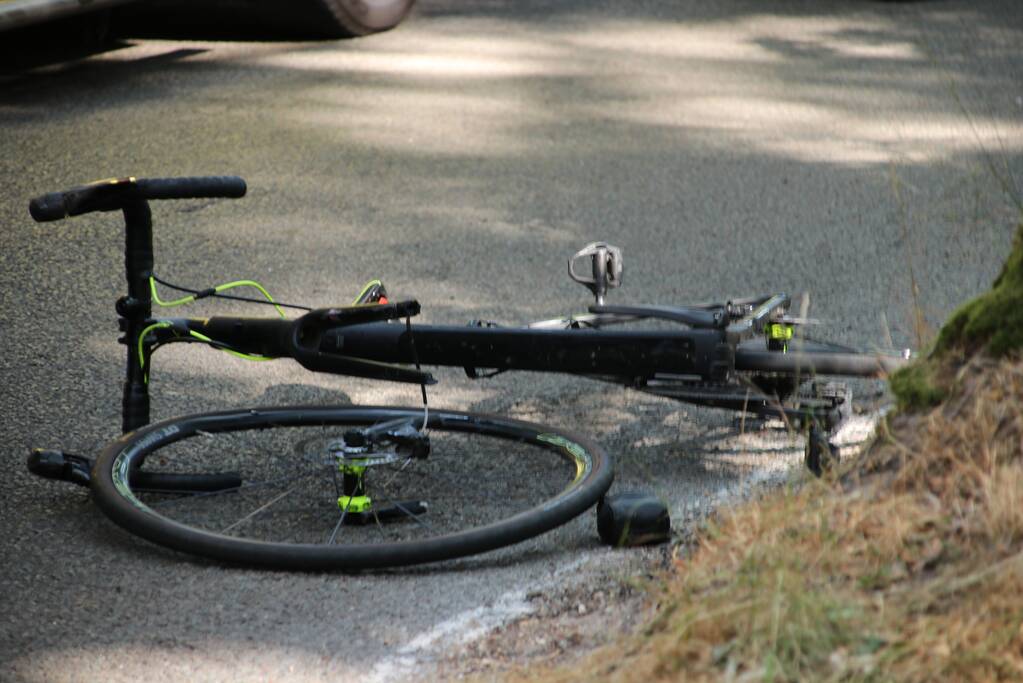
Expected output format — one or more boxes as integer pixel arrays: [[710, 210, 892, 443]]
[[2, 2, 1021, 676]]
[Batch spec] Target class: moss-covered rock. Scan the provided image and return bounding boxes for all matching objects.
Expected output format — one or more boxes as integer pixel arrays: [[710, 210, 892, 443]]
[[891, 222, 1023, 411], [889, 361, 948, 411], [932, 223, 1023, 358]]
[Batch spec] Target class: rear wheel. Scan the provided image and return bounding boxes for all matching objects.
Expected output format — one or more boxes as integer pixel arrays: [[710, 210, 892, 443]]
[[91, 405, 612, 570]]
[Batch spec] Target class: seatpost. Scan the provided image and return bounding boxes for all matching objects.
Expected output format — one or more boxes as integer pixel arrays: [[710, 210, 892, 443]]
[[117, 196, 154, 433]]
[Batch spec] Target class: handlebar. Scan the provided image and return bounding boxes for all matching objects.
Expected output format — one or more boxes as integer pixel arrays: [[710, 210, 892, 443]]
[[29, 176, 247, 223], [27, 173, 248, 432]]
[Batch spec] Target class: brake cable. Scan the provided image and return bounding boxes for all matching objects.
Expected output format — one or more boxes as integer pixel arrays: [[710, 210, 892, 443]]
[[138, 274, 298, 380], [150, 274, 311, 314]]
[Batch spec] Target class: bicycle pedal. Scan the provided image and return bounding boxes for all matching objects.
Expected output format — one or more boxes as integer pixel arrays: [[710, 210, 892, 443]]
[[568, 242, 623, 306], [27, 449, 93, 488]]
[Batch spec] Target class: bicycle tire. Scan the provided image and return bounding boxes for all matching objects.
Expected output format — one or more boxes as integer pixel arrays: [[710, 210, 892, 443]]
[[91, 405, 612, 570], [735, 346, 905, 377]]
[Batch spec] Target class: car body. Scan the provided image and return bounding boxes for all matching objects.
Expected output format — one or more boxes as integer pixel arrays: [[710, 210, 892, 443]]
[[0, 0, 414, 37], [0, 0, 134, 32]]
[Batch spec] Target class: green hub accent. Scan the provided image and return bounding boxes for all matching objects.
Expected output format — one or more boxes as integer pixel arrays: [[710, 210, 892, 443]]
[[338, 495, 372, 513]]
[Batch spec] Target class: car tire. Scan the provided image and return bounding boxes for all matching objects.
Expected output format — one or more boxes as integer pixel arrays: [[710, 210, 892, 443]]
[[298, 0, 415, 38]]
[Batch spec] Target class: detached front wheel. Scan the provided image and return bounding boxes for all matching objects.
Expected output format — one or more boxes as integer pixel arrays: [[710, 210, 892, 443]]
[[91, 405, 612, 570]]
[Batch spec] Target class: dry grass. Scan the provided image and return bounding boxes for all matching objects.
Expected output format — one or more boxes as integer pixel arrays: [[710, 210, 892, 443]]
[[514, 354, 1023, 682]]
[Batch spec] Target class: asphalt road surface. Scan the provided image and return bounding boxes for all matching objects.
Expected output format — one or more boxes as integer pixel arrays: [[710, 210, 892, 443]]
[[1, 1, 1021, 680]]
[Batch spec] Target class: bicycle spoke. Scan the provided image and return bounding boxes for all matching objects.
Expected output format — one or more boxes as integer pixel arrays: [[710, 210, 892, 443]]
[[330, 464, 341, 498], [147, 468, 328, 508], [326, 504, 349, 545], [380, 457, 414, 489], [370, 510, 387, 539], [375, 480, 432, 532], [220, 484, 301, 534], [389, 460, 506, 506]]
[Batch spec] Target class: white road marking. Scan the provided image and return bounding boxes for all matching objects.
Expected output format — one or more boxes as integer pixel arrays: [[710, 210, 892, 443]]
[[365, 556, 592, 683]]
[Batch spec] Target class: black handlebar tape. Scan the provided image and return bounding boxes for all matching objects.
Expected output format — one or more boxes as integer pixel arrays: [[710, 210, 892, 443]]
[[28, 178, 135, 223], [136, 176, 246, 201], [28, 175, 247, 223], [28, 192, 69, 222]]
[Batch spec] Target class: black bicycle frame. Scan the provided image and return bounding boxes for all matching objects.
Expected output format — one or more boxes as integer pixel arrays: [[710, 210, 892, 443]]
[[172, 313, 853, 429], [319, 322, 731, 380], [180, 311, 735, 388], [92, 180, 854, 436]]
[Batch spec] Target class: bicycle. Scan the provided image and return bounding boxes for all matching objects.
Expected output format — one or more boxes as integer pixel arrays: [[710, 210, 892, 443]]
[[25, 175, 909, 570]]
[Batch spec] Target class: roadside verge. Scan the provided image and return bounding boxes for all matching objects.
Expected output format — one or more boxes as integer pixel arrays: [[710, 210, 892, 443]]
[[509, 223, 1023, 682]]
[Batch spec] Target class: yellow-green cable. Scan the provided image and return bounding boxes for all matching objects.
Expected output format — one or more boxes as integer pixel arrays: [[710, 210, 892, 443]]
[[186, 330, 275, 362], [353, 279, 383, 305], [149, 281, 193, 307], [150, 277, 286, 318], [218, 280, 286, 318], [137, 322, 274, 385], [137, 321, 173, 382]]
